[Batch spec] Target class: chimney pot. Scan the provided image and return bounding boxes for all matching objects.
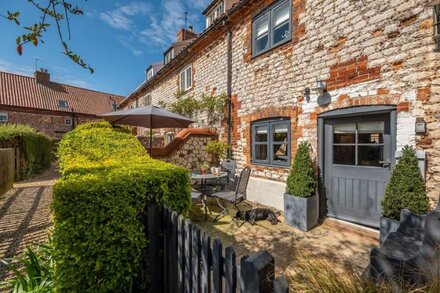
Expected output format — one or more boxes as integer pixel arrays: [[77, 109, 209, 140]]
[[34, 69, 50, 86]]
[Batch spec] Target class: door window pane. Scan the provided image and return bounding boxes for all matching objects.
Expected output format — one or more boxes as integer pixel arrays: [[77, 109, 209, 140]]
[[255, 144, 268, 161], [273, 144, 288, 163], [273, 124, 288, 142], [334, 123, 356, 144], [358, 122, 384, 144], [255, 126, 268, 142], [333, 145, 355, 165], [358, 146, 383, 167]]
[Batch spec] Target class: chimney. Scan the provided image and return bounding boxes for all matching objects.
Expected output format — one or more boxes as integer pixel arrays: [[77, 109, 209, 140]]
[[34, 68, 50, 86], [177, 28, 198, 42]]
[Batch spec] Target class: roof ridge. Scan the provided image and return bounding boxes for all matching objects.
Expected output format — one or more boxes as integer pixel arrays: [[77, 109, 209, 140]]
[[0, 70, 125, 99]]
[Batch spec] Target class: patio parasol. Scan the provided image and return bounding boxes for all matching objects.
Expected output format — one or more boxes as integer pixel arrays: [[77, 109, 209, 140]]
[[100, 105, 194, 154]]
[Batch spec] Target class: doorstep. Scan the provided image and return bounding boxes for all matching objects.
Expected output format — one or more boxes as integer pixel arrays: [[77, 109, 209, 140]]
[[324, 217, 380, 243]]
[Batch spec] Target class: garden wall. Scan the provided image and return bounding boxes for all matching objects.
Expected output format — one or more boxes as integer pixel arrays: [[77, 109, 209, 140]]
[[0, 148, 14, 195], [140, 128, 218, 171]]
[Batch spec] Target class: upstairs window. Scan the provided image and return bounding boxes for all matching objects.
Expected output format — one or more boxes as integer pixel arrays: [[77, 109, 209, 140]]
[[147, 68, 154, 80], [206, 1, 224, 28], [164, 48, 174, 65], [144, 95, 152, 106], [57, 100, 68, 108], [0, 112, 8, 122], [252, 0, 291, 57], [179, 65, 192, 91], [251, 118, 290, 167], [435, 4, 440, 51]]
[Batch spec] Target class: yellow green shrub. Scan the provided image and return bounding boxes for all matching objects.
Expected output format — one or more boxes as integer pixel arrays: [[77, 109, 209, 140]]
[[52, 121, 190, 292]]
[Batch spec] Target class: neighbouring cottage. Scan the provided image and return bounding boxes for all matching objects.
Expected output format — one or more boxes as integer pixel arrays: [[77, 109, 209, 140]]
[[0, 69, 124, 138], [121, 0, 440, 228]]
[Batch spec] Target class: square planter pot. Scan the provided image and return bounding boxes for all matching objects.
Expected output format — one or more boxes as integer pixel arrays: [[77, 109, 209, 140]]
[[379, 216, 400, 245], [284, 193, 319, 232]]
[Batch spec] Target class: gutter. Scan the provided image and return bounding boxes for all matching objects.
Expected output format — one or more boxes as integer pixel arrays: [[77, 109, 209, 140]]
[[225, 20, 233, 158]]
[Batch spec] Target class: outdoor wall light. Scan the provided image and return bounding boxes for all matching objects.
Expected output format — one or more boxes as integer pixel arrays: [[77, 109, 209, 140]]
[[313, 80, 327, 95]]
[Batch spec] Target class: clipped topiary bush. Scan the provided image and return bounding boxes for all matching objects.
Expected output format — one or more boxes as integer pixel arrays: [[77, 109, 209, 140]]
[[52, 121, 190, 292], [286, 141, 316, 197], [0, 124, 54, 180], [382, 145, 430, 220]]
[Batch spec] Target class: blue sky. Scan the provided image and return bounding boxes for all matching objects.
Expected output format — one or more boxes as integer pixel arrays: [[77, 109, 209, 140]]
[[0, 0, 210, 96]]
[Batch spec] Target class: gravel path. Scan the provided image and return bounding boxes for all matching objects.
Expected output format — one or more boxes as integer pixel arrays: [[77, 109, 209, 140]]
[[0, 164, 58, 281]]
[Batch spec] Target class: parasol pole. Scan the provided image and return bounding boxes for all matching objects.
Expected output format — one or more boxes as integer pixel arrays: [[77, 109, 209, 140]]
[[149, 114, 153, 156]]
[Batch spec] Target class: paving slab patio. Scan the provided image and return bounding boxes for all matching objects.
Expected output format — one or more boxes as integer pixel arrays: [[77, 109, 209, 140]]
[[190, 201, 379, 274]]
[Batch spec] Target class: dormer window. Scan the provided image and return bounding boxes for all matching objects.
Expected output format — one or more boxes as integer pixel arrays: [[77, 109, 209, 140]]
[[164, 48, 174, 65], [206, 1, 224, 28], [147, 68, 154, 80], [57, 100, 68, 108], [434, 4, 440, 51]]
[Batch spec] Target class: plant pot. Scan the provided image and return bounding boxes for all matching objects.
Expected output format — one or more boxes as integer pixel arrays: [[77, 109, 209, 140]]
[[379, 216, 400, 245], [284, 193, 319, 232], [200, 169, 208, 175]]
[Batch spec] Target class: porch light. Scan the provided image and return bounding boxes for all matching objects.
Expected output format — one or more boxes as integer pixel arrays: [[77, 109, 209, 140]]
[[312, 80, 327, 96]]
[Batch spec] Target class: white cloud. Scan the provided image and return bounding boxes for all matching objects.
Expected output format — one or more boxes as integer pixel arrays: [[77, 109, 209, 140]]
[[192, 0, 211, 10], [99, 2, 151, 31], [139, 0, 187, 46], [0, 59, 34, 76]]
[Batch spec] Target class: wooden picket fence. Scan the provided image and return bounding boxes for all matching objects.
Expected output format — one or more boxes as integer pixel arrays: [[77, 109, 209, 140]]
[[146, 204, 289, 293]]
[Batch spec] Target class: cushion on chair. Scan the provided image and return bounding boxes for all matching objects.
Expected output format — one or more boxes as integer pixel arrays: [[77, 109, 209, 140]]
[[211, 191, 243, 202]]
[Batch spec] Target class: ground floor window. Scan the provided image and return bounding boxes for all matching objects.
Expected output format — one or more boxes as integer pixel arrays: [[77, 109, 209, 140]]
[[0, 112, 8, 122], [251, 118, 290, 166], [65, 117, 73, 126]]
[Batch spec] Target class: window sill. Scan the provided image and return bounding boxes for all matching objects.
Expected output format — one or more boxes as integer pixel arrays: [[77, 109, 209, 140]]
[[251, 38, 292, 60]]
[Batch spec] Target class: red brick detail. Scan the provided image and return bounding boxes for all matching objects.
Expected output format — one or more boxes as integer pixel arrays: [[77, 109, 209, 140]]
[[417, 88, 430, 102], [377, 89, 390, 95], [326, 56, 381, 91], [397, 102, 410, 113], [150, 128, 217, 157], [242, 106, 297, 167]]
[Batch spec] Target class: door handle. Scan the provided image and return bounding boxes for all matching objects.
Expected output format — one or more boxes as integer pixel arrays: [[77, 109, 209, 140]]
[[379, 160, 390, 167]]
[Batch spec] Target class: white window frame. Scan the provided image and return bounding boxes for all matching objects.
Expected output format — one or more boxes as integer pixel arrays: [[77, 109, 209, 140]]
[[206, 1, 224, 28], [57, 100, 68, 108], [0, 112, 8, 122], [179, 65, 192, 92], [164, 48, 174, 65], [166, 132, 175, 144], [252, 0, 292, 57], [147, 68, 154, 80], [65, 117, 73, 126], [144, 95, 152, 106]]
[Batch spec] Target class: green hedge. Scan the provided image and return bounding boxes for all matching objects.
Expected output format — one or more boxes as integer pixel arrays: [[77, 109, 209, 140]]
[[53, 121, 191, 292], [286, 141, 316, 197], [0, 124, 54, 180]]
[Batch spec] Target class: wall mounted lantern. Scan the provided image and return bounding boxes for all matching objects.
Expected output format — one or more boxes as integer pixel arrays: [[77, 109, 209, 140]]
[[312, 80, 327, 96]]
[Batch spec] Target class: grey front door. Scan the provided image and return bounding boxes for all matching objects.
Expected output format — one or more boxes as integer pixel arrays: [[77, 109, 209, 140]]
[[324, 113, 395, 227]]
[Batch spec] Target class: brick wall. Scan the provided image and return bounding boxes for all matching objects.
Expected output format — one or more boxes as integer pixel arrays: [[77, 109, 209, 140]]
[[0, 106, 96, 138], [123, 0, 440, 203]]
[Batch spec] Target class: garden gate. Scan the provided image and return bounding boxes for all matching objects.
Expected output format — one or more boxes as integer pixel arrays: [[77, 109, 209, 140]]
[[146, 205, 288, 293]]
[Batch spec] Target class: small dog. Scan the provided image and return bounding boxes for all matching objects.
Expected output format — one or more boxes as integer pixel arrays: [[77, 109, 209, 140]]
[[235, 208, 280, 225]]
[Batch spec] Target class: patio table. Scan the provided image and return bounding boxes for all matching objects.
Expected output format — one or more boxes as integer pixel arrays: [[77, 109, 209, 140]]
[[191, 172, 228, 220]]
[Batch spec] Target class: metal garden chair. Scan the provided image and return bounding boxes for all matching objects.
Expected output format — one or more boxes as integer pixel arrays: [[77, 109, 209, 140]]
[[208, 167, 251, 222]]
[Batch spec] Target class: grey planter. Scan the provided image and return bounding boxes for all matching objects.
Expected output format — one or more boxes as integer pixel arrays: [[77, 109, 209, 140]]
[[379, 216, 400, 245], [284, 193, 319, 231]]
